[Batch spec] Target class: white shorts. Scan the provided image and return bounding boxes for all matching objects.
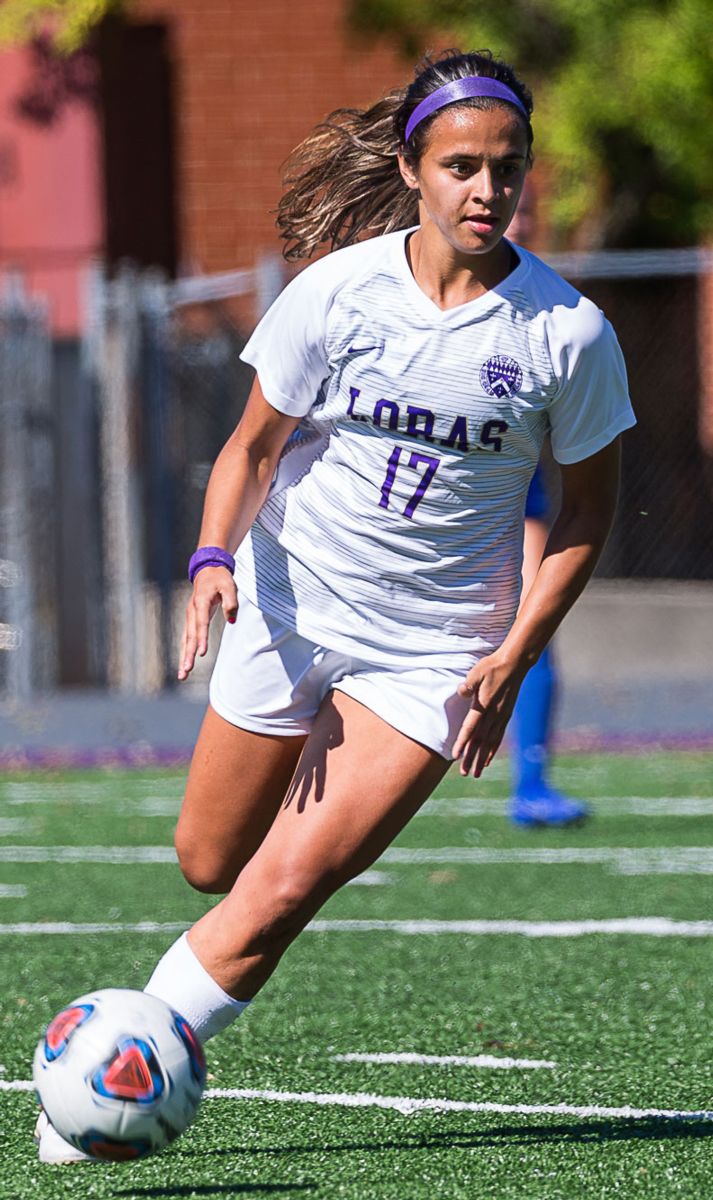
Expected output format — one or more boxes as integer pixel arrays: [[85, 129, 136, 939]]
[[209, 595, 473, 760]]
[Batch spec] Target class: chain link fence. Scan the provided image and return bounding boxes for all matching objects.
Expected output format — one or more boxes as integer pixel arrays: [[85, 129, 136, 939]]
[[547, 249, 713, 581], [79, 258, 282, 694]]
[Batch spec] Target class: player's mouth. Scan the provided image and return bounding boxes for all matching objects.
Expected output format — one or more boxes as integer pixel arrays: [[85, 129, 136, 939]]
[[463, 213, 500, 234]]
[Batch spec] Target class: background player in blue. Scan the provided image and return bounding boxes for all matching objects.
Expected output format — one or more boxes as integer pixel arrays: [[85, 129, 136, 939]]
[[509, 465, 588, 826], [505, 182, 588, 827], [37, 47, 634, 1163]]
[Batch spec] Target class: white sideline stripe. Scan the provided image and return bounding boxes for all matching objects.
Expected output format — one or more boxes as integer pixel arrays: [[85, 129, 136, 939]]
[[346, 871, 392, 887], [5, 793, 711, 818], [0, 885, 26, 898], [11, 844, 713, 876], [0, 846, 176, 863], [0, 849, 389, 883], [0, 921, 190, 935], [381, 847, 713, 875], [136, 799, 182, 817], [203, 1088, 713, 1121], [331, 1052, 556, 1069], [3, 798, 179, 817], [423, 797, 713, 817], [2, 918, 713, 937], [307, 919, 713, 937], [2, 1077, 710, 1121], [0, 819, 32, 835], [382, 846, 713, 864]]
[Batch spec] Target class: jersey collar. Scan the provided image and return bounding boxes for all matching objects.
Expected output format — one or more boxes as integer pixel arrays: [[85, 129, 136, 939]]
[[391, 226, 530, 326]]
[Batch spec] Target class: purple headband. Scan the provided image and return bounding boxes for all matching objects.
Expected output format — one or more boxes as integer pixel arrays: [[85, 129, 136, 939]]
[[404, 76, 529, 143]]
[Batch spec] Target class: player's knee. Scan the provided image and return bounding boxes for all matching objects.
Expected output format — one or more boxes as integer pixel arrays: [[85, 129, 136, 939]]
[[174, 823, 236, 894]]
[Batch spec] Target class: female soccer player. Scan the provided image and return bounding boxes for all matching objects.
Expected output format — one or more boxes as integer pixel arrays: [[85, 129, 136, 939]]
[[38, 47, 634, 1162]]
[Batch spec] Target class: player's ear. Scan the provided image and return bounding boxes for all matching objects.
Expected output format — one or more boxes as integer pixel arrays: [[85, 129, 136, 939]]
[[397, 151, 420, 193]]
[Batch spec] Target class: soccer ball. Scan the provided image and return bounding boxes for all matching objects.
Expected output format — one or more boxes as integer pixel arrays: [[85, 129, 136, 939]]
[[33, 988, 206, 1161]]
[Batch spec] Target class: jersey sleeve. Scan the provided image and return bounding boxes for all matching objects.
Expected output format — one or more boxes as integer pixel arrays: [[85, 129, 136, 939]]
[[545, 301, 636, 465], [240, 260, 335, 418]]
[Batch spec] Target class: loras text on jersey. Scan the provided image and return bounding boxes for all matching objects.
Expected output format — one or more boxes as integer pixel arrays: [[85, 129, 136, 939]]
[[346, 385, 509, 453]]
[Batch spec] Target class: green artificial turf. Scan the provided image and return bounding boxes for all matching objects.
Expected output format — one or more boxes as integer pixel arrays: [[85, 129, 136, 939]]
[[1, 753, 713, 1197]]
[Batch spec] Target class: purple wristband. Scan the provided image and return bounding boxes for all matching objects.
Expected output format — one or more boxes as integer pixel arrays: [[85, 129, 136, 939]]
[[188, 546, 236, 584]]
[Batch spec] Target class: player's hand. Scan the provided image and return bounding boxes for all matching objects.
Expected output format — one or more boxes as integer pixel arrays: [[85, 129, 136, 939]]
[[178, 568, 238, 681], [452, 651, 528, 778]]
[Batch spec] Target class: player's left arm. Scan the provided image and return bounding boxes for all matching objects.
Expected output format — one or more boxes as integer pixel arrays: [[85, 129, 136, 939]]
[[453, 437, 621, 777]]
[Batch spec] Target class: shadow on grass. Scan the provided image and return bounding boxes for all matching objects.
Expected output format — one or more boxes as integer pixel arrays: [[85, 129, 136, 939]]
[[112, 1187, 314, 1197], [474, 1118, 713, 1146], [182, 1117, 713, 1159]]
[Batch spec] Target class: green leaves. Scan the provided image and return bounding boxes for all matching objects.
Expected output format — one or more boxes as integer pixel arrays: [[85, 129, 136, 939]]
[[351, 0, 713, 246], [0, 0, 118, 53]]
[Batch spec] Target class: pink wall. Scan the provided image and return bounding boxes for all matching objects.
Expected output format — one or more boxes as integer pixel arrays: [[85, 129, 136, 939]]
[[0, 48, 102, 335]]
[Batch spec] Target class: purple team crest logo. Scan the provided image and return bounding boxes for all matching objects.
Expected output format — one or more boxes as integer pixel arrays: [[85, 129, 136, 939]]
[[480, 355, 523, 399]]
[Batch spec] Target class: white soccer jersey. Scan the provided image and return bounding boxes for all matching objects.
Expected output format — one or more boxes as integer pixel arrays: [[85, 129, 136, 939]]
[[235, 229, 635, 669]]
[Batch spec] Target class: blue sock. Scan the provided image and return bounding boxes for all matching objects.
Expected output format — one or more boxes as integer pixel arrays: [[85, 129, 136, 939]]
[[511, 644, 556, 795]]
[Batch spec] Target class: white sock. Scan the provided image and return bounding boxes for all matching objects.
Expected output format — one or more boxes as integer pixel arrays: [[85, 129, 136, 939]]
[[144, 932, 250, 1042]]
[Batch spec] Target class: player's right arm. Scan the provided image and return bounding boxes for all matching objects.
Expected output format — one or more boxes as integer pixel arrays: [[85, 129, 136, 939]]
[[178, 377, 300, 681]]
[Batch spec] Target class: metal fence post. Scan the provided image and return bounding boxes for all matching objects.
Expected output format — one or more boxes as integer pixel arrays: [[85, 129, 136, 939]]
[[0, 271, 54, 702], [93, 265, 148, 692]]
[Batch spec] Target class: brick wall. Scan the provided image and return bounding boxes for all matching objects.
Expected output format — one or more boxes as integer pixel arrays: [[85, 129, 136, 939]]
[[136, 0, 409, 301]]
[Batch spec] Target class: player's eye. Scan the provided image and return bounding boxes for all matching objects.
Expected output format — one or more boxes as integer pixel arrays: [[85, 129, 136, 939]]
[[448, 162, 473, 178]]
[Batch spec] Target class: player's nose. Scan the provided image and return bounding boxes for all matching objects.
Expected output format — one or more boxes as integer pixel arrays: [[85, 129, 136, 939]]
[[469, 166, 497, 205]]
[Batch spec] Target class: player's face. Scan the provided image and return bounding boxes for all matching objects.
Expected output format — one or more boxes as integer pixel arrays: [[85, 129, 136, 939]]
[[399, 106, 530, 257]]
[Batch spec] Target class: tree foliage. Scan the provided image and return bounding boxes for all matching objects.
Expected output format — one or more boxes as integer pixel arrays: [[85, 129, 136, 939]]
[[0, 0, 118, 52], [350, 0, 713, 247]]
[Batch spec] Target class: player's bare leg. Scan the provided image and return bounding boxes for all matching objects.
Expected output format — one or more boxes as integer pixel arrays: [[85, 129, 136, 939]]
[[187, 690, 450, 998], [35, 710, 306, 1165], [174, 705, 307, 893]]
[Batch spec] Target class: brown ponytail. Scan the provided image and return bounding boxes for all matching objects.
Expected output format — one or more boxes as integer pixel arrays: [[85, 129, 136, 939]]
[[277, 92, 418, 262], [277, 50, 533, 262]]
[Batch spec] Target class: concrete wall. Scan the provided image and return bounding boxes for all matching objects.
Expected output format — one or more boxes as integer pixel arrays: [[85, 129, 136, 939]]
[[558, 580, 713, 683]]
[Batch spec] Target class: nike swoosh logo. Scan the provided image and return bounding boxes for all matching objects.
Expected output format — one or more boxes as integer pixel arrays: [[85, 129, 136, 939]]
[[347, 344, 380, 353]]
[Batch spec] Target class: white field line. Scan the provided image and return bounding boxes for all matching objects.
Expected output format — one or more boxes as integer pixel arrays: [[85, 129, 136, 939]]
[[3, 796, 182, 816], [0, 885, 26, 898], [3, 787, 710, 817], [5, 789, 710, 817], [0, 846, 176, 863], [0, 819, 32, 836], [0, 921, 190, 935], [331, 1052, 556, 1069], [2, 783, 183, 810], [345, 871, 392, 887], [3, 917, 713, 937], [1, 1077, 711, 1121], [308, 918, 713, 937], [2, 783, 130, 805], [0, 848, 388, 884], [8, 844, 713, 876], [615, 800, 713, 817], [422, 797, 713, 817], [132, 799, 182, 817], [2, 796, 178, 817], [381, 847, 713, 876]]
